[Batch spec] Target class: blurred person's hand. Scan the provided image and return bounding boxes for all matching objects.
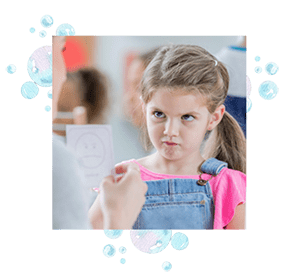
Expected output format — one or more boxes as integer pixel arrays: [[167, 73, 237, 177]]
[[73, 106, 88, 125], [89, 162, 148, 229]]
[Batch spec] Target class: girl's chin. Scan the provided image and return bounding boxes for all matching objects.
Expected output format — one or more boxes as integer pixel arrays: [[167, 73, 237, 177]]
[[159, 149, 181, 160]]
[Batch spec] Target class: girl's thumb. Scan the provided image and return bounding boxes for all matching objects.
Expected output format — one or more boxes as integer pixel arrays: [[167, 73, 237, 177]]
[[73, 106, 88, 125]]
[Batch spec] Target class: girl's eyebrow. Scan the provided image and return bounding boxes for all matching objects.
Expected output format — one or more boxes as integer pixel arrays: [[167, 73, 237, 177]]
[[182, 111, 201, 115], [149, 106, 202, 116]]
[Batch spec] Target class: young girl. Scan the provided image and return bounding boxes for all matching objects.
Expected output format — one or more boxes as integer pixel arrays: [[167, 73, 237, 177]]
[[123, 44, 246, 230]]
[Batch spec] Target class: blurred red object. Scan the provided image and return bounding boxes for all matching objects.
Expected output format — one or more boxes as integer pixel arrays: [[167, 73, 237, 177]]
[[62, 39, 88, 72]]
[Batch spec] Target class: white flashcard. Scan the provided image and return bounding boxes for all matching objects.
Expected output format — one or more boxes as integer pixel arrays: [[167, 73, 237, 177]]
[[66, 125, 115, 189]]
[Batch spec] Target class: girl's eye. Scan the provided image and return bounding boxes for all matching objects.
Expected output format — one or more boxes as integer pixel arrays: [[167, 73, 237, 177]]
[[153, 111, 165, 119], [182, 115, 195, 121]]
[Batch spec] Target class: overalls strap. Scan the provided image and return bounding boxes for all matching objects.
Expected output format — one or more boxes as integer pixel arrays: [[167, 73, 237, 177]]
[[200, 158, 228, 175]]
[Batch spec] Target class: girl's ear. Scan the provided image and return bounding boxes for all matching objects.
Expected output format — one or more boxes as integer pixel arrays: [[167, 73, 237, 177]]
[[207, 104, 225, 130]]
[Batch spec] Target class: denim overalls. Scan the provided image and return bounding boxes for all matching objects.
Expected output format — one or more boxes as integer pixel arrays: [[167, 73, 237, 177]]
[[132, 158, 228, 229]]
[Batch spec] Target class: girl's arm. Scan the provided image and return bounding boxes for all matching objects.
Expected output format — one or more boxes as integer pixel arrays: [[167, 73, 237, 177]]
[[225, 203, 246, 229]]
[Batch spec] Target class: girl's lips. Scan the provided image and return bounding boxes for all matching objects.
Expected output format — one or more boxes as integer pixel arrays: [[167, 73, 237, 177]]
[[164, 141, 178, 146]]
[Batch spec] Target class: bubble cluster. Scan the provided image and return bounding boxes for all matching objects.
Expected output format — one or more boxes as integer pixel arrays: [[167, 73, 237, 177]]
[[39, 30, 47, 38], [255, 66, 262, 73], [45, 105, 51, 112], [130, 230, 172, 254], [27, 46, 52, 87], [265, 62, 279, 75], [103, 244, 116, 258], [119, 246, 127, 254], [21, 81, 39, 99], [162, 261, 172, 271], [47, 90, 52, 99], [120, 258, 126, 264], [104, 230, 123, 239], [40, 15, 53, 28], [259, 81, 278, 100], [56, 23, 75, 36], [29, 27, 35, 33], [171, 232, 189, 250], [6, 64, 16, 74], [255, 56, 260, 62]]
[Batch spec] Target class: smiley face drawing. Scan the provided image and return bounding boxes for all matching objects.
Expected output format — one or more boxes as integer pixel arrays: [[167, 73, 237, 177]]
[[75, 133, 106, 169]]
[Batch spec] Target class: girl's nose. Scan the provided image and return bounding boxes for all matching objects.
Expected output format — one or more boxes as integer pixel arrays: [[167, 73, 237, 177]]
[[163, 119, 179, 137]]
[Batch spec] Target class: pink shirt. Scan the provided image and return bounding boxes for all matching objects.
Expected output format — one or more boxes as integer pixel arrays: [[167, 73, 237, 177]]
[[124, 159, 246, 229]]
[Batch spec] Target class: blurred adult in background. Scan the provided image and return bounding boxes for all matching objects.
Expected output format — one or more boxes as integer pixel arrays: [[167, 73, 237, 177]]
[[52, 36, 147, 229], [214, 36, 247, 137]]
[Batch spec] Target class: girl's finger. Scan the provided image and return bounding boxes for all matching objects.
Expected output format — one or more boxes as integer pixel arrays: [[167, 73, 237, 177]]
[[115, 162, 140, 175], [114, 163, 126, 174]]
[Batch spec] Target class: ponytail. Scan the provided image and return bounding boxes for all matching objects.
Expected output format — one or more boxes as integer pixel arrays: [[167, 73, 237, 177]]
[[202, 111, 246, 174]]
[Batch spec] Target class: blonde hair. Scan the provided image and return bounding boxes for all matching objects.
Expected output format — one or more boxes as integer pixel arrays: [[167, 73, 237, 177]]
[[140, 44, 246, 173]]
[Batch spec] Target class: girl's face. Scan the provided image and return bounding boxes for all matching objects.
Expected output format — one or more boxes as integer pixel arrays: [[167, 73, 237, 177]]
[[145, 88, 212, 162]]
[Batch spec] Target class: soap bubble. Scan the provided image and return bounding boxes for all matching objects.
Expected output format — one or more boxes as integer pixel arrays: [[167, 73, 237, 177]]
[[255, 66, 262, 73], [21, 81, 39, 99], [120, 258, 126, 264], [104, 230, 123, 239], [103, 244, 116, 258], [130, 230, 172, 254], [119, 246, 127, 254], [259, 81, 278, 100], [171, 232, 189, 250], [56, 23, 75, 36], [47, 90, 52, 99], [255, 56, 260, 62], [40, 15, 53, 28], [162, 261, 172, 271], [265, 62, 279, 75], [45, 105, 51, 112], [29, 27, 35, 33], [39, 30, 47, 38], [27, 46, 52, 87], [246, 75, 251, 97], [247, 97, 252, 112], [6, 64, 16, 74]]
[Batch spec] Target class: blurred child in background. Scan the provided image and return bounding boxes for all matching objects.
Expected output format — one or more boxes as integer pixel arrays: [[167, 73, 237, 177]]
[[53, 67, 110, 137], [123, 47, 159, 128]]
